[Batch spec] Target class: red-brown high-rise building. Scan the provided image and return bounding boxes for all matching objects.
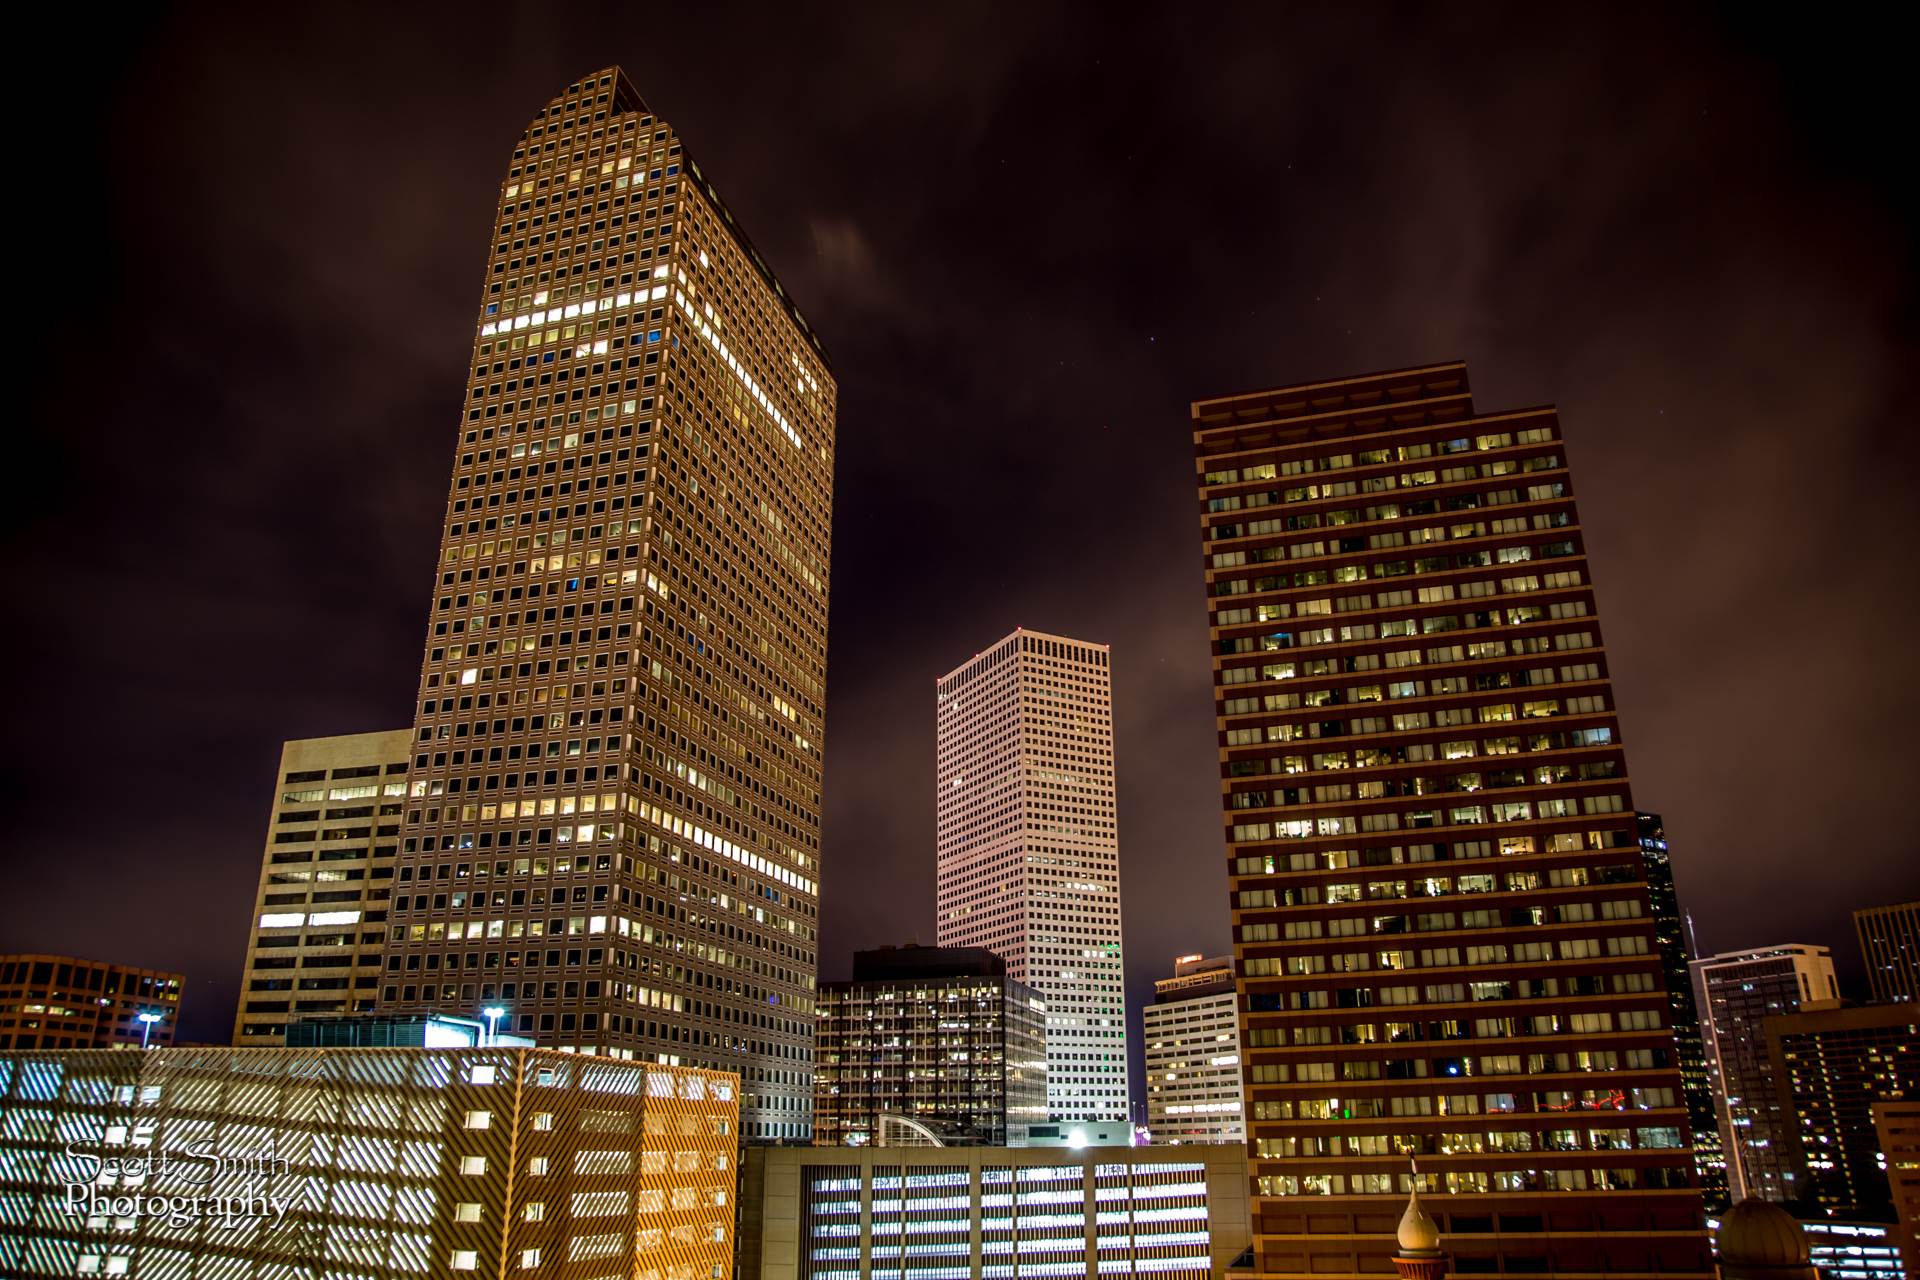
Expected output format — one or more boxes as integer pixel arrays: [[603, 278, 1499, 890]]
[[1190, 362, 1710, 1278], [378, 69, 835, 1141], [0, 954, 183, 1050]]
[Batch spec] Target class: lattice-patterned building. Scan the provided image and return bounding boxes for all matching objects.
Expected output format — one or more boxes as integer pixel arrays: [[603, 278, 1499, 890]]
[[1765, 1003, 1919, 1221], [0, 1047, 738, 1280]]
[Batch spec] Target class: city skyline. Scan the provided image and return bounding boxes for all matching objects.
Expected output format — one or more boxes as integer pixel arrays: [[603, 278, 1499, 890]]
[[6, 2, 1918, 1095]]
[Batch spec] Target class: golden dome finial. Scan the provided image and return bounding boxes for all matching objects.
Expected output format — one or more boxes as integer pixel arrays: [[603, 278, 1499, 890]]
[[1397, 1157, 1442, 1257]]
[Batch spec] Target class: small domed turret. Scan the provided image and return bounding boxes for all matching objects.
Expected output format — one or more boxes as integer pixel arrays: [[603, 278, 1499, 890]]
[[1716, 1199, 1818, 1280], [1396, 1185, 1442, 1257], [1389, 1162, 1449, 1280]]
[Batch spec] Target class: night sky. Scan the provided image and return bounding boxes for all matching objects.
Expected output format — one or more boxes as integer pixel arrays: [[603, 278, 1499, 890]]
[[7, 5, 1916, 1073]]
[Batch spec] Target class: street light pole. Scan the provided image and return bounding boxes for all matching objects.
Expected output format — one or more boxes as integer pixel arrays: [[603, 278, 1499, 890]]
[[482, 1006, 506, 1045], [136, 1011, 162, 1050]]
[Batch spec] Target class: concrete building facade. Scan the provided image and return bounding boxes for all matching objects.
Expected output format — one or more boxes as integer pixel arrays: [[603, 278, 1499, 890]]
[[1873, 1101, 1920, 1270], [1143, 954, 1246, 1145], [1855, 902, 1920, 1005], [1765, 1003, 1919, 1220], [233, 729, 413, 1044]]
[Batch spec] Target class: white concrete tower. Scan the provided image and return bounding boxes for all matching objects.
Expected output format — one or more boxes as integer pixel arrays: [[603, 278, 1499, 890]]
[[935, 628, 1130, 1123], [1143, 953, 1246, 1144]]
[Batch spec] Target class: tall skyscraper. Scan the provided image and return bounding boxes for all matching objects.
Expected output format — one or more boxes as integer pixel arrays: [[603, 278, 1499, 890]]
[[935, 628, 1130, 1122], [1637, 811, 1725, 1204], [1691, 944, 1840, 1204], [1855, 901, 1920, 1004], [1192, 362, 1712, 1279], [1144, 953, 1247, 1144], [0, 955, 183, 1050], [376, 69, 836, 1141], [1765, 1003, 1919, 1220], [812, 945, 1048, 1147], [233, 729, 412, 1044]]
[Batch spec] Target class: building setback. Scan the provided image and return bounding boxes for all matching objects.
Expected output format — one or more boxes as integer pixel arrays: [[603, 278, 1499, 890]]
[[935, 628, 1130, 1123], [374, 68, 836, 1142], [0, 1047, 737, 1280], [1855, 901, 1920, 1005], [232, 729, 412, 1044], [1691, 944, 1840, 1204], [1636, 811, 1725, 1205], [737, 1143, 1251, 1280], [1764, 1003, 1919, 1220], [812, 945, 1048, 1147], [0, 956, 183, 1052], [1191, 362, 1711, 1279], [1144, 954, 1247, 1145]]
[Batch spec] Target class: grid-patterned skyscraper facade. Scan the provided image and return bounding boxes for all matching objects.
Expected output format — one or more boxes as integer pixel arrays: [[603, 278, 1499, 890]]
[[1766, 1004, 1919, 1221], [936, 628, 1130, 1122], [378, 69, 835, 1141], [1191, 363, 1711, 1279], [1691, 943, 1839, 1204]]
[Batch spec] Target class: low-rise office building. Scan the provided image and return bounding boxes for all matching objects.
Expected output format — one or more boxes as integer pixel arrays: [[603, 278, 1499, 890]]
[[1143, 954, 1245, 1145], [232, 729, 412, 1045], [1800, 1219, 1906, 1280], [0, 955, 183, 1051], [814, 946, 1047, 1148], [738, 1142, 1250, 1280]]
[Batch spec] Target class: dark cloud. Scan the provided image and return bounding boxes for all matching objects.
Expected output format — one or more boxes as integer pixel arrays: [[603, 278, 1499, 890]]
[[5, 4, 1915, 1093]]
